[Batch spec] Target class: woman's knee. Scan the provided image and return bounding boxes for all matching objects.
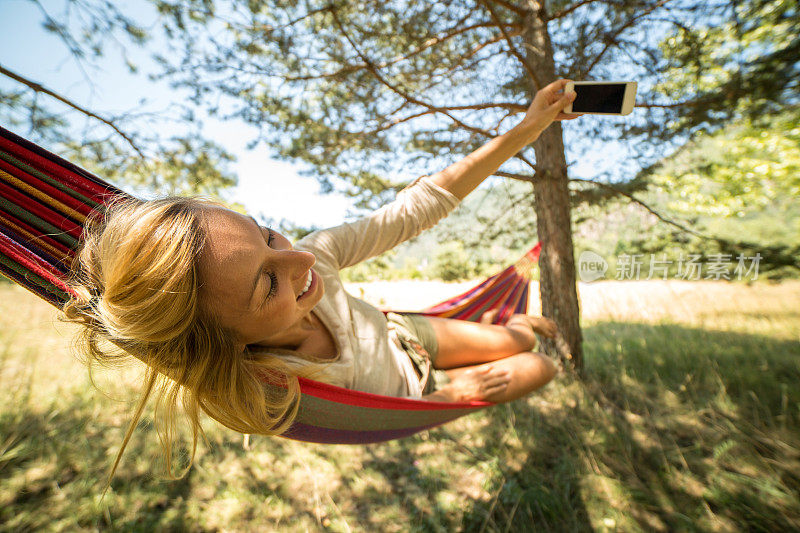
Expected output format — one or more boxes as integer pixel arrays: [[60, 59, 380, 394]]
[[516, 351, 557, 386], [536, 352, 558, 381]]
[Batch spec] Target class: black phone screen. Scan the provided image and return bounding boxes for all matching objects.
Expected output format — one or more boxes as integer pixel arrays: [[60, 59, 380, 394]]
[[572, 84, 626, 113]]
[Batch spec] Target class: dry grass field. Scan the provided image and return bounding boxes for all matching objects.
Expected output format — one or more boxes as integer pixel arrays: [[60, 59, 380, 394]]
[[1, 279, 799, 531]]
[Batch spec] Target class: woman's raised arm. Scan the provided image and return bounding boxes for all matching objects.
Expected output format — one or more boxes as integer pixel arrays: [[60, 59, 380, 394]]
[[428, 79, 578, 201]]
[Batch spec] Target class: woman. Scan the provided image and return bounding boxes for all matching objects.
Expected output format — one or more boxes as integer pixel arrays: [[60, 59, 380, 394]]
[[63, 79, 578, 482]]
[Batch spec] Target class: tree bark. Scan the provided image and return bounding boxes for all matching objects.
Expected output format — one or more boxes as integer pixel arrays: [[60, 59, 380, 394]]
[[522, 2, 584, 370]]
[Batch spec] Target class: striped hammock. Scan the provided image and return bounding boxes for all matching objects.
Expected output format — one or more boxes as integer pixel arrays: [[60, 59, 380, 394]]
[[0, 125, 540, 444]]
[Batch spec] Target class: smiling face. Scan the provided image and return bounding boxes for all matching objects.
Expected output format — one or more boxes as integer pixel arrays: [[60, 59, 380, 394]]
[[197, 205, 324, 352]]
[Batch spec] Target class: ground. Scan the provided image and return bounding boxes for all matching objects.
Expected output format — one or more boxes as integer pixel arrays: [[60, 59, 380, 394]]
[[1, 279, 798, 532]]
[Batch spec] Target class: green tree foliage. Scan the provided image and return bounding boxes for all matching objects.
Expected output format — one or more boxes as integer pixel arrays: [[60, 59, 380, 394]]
[[62, 135, 237, 197], [432, 242, 489, 281], [592, 109, 800, 279], [149, 0, 796, 197], [650, 111, 800, 219], [148, 1, 799, 249], [0, 0, 237, 197], [654, 0, 798, 134], [386, 178, 538, 278]]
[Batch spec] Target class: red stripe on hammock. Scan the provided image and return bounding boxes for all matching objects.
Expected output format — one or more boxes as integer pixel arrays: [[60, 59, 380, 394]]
[[0, 223, 70, 275], [527, 242, 542, 261], [0, 211, 73, 258], [0, 232, 74, 293], [420, 241, 540, 315], [423, 266, 517, 316], [0, 126, 125, 197], [0, 133, 114, 201], [0, 159, 95, 217], [0, 260, 63, 307], [496, 277, 529, 323], [442, 271, 519, 320], [422, 273, 501, 313], [0, 180, 84, 239], [297, 377, 490, 411]]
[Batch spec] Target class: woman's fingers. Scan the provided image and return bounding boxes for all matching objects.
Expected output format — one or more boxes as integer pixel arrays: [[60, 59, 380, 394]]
[[484, 372, 510, 395], [483, 369, 510, 386], [518, 78, 582, 136], [551, 90, 576, 113], [455, 365, 512, 400], [543, 78, 570, 95], [545, 79, 572, 103], [556, 112, 582, 121], [541, 79, 575, 118], [484, 374, 510, 389]]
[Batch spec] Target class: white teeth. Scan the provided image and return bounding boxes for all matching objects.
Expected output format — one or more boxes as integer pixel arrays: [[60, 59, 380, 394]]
[[298, 271, 312, 298]]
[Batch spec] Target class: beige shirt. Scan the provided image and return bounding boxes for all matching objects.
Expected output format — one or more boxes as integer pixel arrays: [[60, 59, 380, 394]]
[[282, 176, 460, 397]]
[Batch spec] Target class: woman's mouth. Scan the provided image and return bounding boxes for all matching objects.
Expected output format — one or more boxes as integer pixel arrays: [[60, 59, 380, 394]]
[[296, 269, 316, 300]]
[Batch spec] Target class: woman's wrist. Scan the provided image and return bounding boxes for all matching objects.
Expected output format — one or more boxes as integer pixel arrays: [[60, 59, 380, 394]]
[[511, 118, 543, 145], [422, 386, 455, 402]]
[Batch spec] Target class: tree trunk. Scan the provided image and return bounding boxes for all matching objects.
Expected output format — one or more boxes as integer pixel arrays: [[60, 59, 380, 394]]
[[522, 2, 584, 370]]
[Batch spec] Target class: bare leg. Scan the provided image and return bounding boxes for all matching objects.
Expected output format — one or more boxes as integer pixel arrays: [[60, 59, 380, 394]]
[[419, 314, 559, 403], [441, 352, 557, 403], [428, 314, 555, 370]]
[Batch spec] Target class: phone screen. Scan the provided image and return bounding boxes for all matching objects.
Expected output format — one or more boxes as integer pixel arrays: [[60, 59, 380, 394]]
[[572, 84, 626, 113]]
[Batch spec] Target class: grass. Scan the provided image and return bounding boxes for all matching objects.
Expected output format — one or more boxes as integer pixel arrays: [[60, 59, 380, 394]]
[[0, 279, 798, 532]]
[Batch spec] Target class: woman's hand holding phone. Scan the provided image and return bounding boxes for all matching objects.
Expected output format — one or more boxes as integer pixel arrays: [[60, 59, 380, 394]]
[[517, 79, 581, 141]]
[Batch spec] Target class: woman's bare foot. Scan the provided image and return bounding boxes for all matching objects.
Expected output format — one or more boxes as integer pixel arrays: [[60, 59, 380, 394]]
[[528, 316, 559, 339], [506, 314, 559, 339], [479, 309, 499, 324], [479, 310, 558, 339]]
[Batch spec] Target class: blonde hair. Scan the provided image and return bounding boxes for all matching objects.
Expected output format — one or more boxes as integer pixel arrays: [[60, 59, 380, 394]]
[[61, 195, 302, 493]]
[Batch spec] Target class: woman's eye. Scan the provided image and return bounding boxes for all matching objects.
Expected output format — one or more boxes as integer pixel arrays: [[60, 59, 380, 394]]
[[260, 229, 277, 305], [265, 271, 277, 302]]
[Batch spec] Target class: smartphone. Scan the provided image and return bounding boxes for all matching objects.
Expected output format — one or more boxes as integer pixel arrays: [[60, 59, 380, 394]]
[[564, 81, 637, 115]]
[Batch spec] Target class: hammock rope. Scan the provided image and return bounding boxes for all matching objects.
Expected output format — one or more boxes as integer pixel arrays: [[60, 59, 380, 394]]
[[0, 125, 540, 444]]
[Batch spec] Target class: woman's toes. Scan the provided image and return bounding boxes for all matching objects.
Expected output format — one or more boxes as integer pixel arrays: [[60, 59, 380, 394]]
[[479, 309, 500, 324]]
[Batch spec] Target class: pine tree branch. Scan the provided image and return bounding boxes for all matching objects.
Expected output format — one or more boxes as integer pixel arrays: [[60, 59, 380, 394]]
[[567, 176, 709, 238], [496, 172, 796, 270], [328, 7, 497, 140], [498, 170, 706, 238], [494, 171, 533, 181], [29, 0, 94, 88], [368, 102, 528, 134], [284, 22, 519, 82], [516, 152, 536, 170], [0, 63, 144, 158], [478, 0, 542, 89], [487, 0, 528, 16], [279, 5, 334, 29], [462, 33, 514, 61], [582, 0, 672, 76], [548, 0, 608, 20], [417, 46, 506, 95]]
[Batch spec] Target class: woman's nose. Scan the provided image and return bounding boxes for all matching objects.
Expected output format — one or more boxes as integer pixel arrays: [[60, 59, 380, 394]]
[[278, 249, 316, 279]]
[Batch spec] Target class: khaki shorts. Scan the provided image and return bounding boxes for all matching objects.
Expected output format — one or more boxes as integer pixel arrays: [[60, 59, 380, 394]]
[[386, 312, 451, 395]]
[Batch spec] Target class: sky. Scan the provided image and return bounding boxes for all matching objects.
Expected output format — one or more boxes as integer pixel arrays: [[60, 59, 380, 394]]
[[0, 0, 355, 228]]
